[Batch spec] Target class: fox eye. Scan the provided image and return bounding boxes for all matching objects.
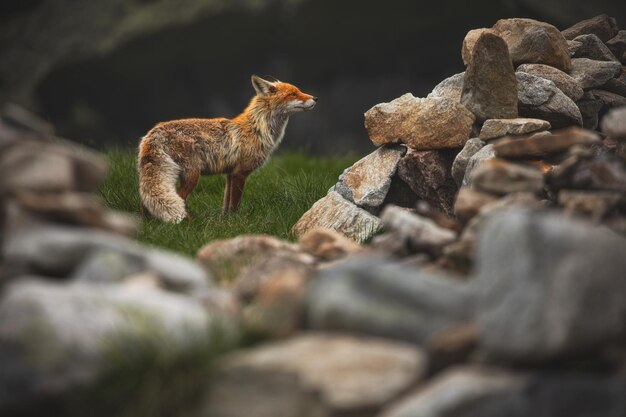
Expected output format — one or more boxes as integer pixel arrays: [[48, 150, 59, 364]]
[[289, 92, 297, 97]]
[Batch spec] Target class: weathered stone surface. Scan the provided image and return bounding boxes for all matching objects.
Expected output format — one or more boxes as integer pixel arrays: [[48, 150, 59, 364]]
[[334, 144, 406, 211], [516, 63, 584, 101], [453, 188, 499, 223], [364, 94, 475, 150], [559, 190, 623, 221], [462, 144, 496, 187], [606, 30, 626, 60], [493, 127, 600, 158], [601, 106, 626, 140], [461, 32, 518, 122], [571, 34, 620, 62], [452, 138, 485, 186], [516, 72, 583, 128], [562, 14, 619, 43], [203, 333, 427, 417], [306, 258, 476, 345], [397, 149, 458, 215], [590, 89, 626, 109], [569, 58, 622, 90], [461, 28, 498, 66], [601, 76, 626, 96], [474, 209, 626, 363], [0, 279, 234, 416], [381, 205, 457, 255], [479, 118, 550, 141], [493, 18, 571, 70], [427, 72, 464, 102], [577, 95, 605, 129], [381, 366, 626, 417], [292, 191, 383, 243], [298, 228, 361, 261], [470, 159, 544, 196]]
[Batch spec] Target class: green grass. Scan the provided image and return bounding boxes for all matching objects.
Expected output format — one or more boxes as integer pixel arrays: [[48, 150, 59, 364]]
[[100, 149, 359, 257]]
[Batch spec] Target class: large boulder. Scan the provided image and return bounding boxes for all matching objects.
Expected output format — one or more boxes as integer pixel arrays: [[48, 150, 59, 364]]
[[474, 209, 626, 363], [461, 32, 518, 122], [364, 94, 475, 150], [492, 18, 571, 70], [516, 63, 584, 101]]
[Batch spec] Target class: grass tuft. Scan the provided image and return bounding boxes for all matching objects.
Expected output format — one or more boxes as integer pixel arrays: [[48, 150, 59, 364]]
[[99, 149, 359, 257]]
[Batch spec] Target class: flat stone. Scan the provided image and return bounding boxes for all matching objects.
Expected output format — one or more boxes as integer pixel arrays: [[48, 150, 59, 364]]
[[470, 159, 544, 196], [203, 333, 427, 417], [397, 148, 458, 215], [292, 191, 383, 243], [601, 106, 626, 140], [461, 32, 518, 122], [462, 144, 496, 187], [453, 188, 499, 223], [606, 30, 626, 60], [452, 138, 485, 186], [461, 28, 498, 66], [479, 118, 550, 141], [474, 209, 626, 363], [569, 58, 622, 90], [562, 14, 619, 43], [590, 89, 626, 109], [516, 63, 584, 101], [571, 34, 620, 62], [493, 127, 600, 158], [493, 18, 571, 70], [334, 144, 406, 211], [380, 205, 457, 255], [516, 72, 583, 128], [364, 94, 475, 150], [427, 72, 464, 102]]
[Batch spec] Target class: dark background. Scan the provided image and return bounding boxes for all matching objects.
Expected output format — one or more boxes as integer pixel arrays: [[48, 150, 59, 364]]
[[1, 0, 625, 154]]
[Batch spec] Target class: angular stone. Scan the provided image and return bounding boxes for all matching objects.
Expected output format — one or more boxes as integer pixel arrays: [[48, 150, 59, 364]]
[[493, 127, 600, 158], [479, 118, 550, 141], [334, 144, 406, 211], [453, 188, 499, 223], [562, 14, 619, 43], [381, 366, 626, 417], [590, 89, 626, 109], [298, 228, 361, 262], [577, 95, 605, 129], [516, 72, 583, 128], [601, 77, 626, 96], [470, 159, 544, 196], [475, 209, 626, 363], [452, 138, 485, 186], [462, 144, 496, 187], [364, 94, 474, 150], [380, 205, 457, 255], [516, 63, 584, 101], [461, 28, 498, 66], [397, 148, 458, 215], [292, 191, 383, 243], [461, 32, 518, 122], [203, 333, 427, 417], [606, 30, 626, 60], [601, 106, 626, 140], [559, 190, 623, 221], [569, 58, 622, 90], [427, 72, 464, 102], [493, 18, 571, 70], [571, 34, 620, 62], [306, 258, 476, 345]]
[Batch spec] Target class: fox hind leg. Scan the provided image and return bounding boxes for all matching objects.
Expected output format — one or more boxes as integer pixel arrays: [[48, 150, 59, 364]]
[[178, 169, 200, 220], [223, 175, 233, 213]]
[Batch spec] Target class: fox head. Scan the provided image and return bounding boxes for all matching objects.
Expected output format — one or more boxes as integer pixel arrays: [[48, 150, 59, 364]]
[[251, 75, 317, 114]]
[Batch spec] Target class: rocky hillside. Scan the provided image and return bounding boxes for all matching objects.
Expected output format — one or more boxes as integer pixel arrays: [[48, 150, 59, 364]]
[[2, 13, 626, 417]]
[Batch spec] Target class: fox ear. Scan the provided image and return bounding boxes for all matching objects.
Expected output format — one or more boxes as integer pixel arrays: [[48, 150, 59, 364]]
[[251, 75, 276, 95]]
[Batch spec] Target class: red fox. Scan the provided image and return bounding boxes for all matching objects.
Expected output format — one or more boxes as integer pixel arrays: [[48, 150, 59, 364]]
[[138, 75, 317, 223]]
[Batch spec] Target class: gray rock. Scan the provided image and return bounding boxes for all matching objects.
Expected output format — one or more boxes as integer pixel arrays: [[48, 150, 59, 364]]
[[452, 138, 485, 186], [516, 71, 583, 128], [568, 58, 622, 90], [71, 249, 145, 284], [380, 205, 457, 255], [601, 106, 626, 140], [461, 32, 518, 122], [335, 144, 406, 211], [606, 30, 626, 60], [381, 365, 626, 417], [470, 159, 544, 196], [203, 333, 426, 417], [462, 144, 495, 187], [306, 258, 476, 346], [590, 89, 626, 109], [427, 72, 464, 102], [292, 191, 383, 243], [562, 14, 619, 43], [601, 77, 626, 96], [571, 34, 620, 62], [474, 209, 626, 363], [479, 118, 551, 141], [516, 63, 584, 101], [577, 95, 605, 129], [0, 278, 235, 416]]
